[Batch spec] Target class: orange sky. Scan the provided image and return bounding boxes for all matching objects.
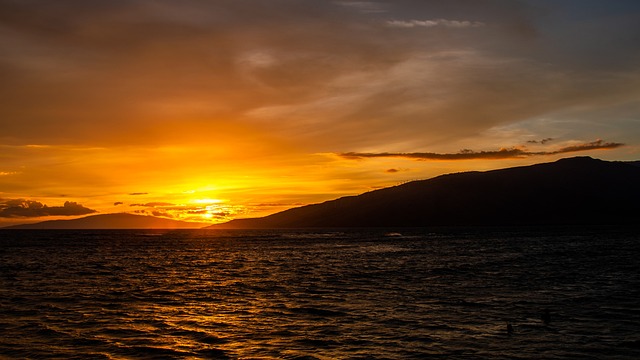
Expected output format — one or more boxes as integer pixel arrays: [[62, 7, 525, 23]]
[[1, 1, 640, 226]]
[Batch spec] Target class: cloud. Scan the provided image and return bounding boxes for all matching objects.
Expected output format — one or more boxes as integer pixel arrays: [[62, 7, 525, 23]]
[[0, 199, 96, 218], [339, 140, 624, 161], [129, 193, 148, 196], [114, 201, 124, 206], [337, 1, 388, 14], [555, 139, 623, 154], [130, 202, 175, 207], [386, 168, 400, 173], [132, 209, 172, 218], [151, 210, 173, 218], [527, 138, 554, 145], [386, 19, 485, 28], [253, 202, 306, 207]]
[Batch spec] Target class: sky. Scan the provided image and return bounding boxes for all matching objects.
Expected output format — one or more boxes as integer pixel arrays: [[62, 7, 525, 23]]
[[1, 0, 640, 226]]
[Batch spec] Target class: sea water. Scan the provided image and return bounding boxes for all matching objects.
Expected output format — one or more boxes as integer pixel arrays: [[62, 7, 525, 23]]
[[1, 227, 639, 359]]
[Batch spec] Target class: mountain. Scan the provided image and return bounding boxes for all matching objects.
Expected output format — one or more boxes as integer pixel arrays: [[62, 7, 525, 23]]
[[209, 157, 640, 229], [2, 213, 208, 229]]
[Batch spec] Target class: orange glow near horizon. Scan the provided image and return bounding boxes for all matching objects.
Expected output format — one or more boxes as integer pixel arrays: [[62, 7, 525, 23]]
[[1, 1, 638, 227], [0, 140, 629, 227]]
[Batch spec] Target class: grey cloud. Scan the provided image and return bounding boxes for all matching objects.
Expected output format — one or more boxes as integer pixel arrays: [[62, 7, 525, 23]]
[[386, 19, 485, 28]]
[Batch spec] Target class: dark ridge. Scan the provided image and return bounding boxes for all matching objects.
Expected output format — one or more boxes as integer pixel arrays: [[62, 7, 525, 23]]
[[209, 156, 640, 228], [2, 213, 208, 229]]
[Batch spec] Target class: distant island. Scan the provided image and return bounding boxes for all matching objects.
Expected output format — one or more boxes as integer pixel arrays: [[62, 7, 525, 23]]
[[3, 157, 639, 230], [209, 156, 640, 229], [2, 213, 208, 230]]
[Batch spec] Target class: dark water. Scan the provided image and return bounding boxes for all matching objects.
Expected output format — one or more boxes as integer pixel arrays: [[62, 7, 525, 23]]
[[1, 227, 639, 359]]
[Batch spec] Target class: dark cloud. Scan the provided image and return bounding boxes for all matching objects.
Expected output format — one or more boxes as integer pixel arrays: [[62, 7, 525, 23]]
[[114, 201, 124, 206], [527, 138, 554, 144], [386, 168, 400, 173], [555, 139, 622, 154], [130, 209, 176, 218], [151, 210, 173, 218], [129, 193, 148, 196], [0, 199, 96, 218], [340, 140, 623, 161]]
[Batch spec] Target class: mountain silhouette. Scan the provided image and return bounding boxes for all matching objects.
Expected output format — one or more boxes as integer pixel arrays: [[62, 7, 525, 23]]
[[209, 157, 640, 228], [3, 213, 208, 229]]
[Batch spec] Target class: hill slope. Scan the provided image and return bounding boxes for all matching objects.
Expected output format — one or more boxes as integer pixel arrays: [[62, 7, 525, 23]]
[[3, 213, 208, 229], [210, 157, 640, 228]]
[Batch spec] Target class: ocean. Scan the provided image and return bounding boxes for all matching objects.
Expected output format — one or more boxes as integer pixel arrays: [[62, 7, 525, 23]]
[[1, 227, 639, 359]]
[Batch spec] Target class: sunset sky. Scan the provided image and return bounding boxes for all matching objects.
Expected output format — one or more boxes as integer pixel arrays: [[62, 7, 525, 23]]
[[1, 0, 639, 226]]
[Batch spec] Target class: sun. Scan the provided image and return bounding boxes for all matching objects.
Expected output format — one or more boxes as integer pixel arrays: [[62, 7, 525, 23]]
[[188, 198, 227, 222]]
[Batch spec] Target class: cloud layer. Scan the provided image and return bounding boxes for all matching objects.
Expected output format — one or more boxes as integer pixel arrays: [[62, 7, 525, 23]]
[[1, 0, 638, 151]]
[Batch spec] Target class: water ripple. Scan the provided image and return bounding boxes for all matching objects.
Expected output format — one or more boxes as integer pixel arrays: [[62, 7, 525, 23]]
[[1, 227, 639, 359]]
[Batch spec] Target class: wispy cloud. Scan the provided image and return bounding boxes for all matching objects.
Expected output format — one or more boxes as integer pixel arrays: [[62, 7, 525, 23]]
[[129, 193, 149, 196], [0, 199, 96, 218], [386, 19, 485, 28], [337, 1, 387, 14], [130, 202, 175, 207], [339, 140, 623, 161]]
